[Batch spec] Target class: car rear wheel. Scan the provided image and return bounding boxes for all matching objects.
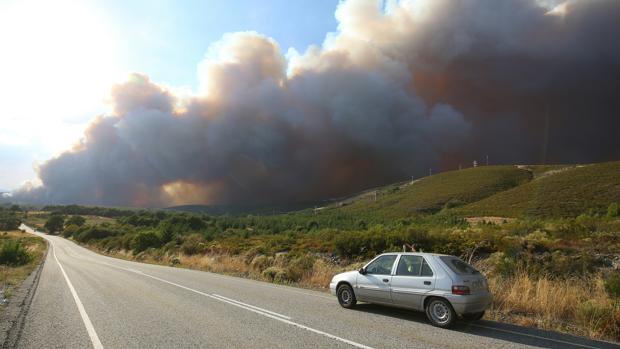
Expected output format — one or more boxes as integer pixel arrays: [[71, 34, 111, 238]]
[[337, 284, 357, 309], [425, 298, 456, 328], [462, 311, 485, 321]]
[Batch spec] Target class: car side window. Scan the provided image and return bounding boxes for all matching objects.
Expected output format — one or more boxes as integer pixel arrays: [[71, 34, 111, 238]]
[[365, 255, 397, 275], [421, 259, 434, 277], [396, 255, 423, 276]]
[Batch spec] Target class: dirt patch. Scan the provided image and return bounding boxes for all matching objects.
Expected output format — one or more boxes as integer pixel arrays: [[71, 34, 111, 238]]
[[466, 216, 515, 225]]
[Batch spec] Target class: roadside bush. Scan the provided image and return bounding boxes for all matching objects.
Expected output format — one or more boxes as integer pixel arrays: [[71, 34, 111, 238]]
[[0, 240, 31, 266], [74, 225, 119, 243], [44, 214, 65, 235], [131, 231, 161, 253], [250, 255, 272, 271], [62, 224, 80, 238], [605, 273, 620, 299], [159, 228, 176, 244], [576, 300, 615, 335], [180, 234, 207, 255], [65, 215, 86, 227], [262, 266, 285, 281], [285, 255, 315, 281], [487, 252, 518, 277], [0, 214, 21, 231]]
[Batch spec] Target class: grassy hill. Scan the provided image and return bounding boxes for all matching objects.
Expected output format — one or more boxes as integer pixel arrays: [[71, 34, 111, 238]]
[[456, 161, 620, 218], [332, 165, 532, 218], [165, 202, 326, 216]]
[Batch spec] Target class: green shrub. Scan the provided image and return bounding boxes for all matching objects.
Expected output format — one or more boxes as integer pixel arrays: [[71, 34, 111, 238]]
[[250, 255, 272, 271], [0, 240, 31, 266], [607, 203, 619, 218], [159, 228, 176, 244], [44, 214, 65, 235], [65, 215, 86, 227], [488, 252, 517, 277], [74, 225, 118, 243], [62, 224, 80, 238], [262, 266, 285, 281], [131, 231, 161, 253], [180, 234, 207, 255], [285, 255, 315, 281], [576, 299, 615, 335], [0, 215, 21, 231], [273, 269, 289, 283], [605, 273, 620, 299]]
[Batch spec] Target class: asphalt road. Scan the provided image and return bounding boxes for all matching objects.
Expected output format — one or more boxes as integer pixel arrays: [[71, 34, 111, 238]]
[[16, 225, 620, 349]]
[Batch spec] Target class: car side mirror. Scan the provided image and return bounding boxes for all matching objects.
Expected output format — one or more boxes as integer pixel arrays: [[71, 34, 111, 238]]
[[358, 267, 367, 275]]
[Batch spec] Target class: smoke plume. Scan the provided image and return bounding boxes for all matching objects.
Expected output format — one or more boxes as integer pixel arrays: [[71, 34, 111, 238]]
[[14, 0, 620, 206]]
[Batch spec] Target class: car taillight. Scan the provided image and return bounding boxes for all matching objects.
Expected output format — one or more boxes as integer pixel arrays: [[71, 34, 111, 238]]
[[452, 285, 471, 295]]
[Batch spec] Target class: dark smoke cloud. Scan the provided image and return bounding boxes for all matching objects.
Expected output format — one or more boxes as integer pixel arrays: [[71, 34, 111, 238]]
[[13, 0, 620, 206]]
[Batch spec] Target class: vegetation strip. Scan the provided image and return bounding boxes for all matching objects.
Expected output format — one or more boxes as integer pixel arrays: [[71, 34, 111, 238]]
[[0, 245, 47, 349]]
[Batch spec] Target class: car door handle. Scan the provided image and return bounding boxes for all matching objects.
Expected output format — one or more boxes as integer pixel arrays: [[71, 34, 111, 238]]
[[424, 281, 431, 285], [382, 278, 389, 283]]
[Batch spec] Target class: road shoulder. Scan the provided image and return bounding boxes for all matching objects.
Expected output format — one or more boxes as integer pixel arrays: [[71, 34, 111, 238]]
[[0, 242, 48, 348]]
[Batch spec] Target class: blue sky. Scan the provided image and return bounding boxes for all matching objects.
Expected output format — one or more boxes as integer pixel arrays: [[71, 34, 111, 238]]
[[0, 0, 339, 190]]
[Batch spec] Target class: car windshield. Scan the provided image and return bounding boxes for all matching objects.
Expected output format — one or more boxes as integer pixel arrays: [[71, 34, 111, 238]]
[[365, 255, 397, 275], [440, 256, 480, 275]]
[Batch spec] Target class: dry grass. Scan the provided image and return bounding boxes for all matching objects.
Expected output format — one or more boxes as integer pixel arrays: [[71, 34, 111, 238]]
[[0, 230, 47, 302], [487, 271, 619, 340], [87, 244, 620, 341]]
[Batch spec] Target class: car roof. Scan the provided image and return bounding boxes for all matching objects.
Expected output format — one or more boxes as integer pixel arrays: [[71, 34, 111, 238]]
[[379, 252, 452, 257]]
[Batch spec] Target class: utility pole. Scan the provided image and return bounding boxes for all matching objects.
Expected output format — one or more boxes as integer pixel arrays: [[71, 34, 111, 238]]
[[486, 155, 489, 166], [429, 168, 432, 176]]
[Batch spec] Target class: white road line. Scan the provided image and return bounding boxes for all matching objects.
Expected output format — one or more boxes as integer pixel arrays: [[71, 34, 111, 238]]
[[101, 264, 374, 349], [52, 242, 104, 349], [470, 324, 604, 349], [211, 294, 291, 320]]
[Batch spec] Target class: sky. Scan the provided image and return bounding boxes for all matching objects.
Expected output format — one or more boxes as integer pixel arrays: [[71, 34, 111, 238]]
[[3, 0, 619, 207], [0, 0, 339, 190]]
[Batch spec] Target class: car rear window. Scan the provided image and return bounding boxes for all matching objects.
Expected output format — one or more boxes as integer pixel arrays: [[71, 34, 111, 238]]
[[439, 256, 480, 275]]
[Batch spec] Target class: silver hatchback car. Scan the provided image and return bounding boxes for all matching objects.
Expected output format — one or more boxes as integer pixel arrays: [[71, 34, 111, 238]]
[[329, 252, 492, 328]]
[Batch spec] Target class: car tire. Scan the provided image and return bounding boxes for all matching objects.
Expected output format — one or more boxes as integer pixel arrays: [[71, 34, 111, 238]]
[[337, 284, 357, 309], [462, 311, 485, 321], [425, 298, 456, 328]]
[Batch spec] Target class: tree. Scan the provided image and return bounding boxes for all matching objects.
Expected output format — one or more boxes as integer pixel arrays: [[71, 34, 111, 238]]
[[0, 215, 21, 231], [44, 215, 65, 235], [66, 215, 86, 227], [131, 231, 161, 253], [159, 228, 175, 244]]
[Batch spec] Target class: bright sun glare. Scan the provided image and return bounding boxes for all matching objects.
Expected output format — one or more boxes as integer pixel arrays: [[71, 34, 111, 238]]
[[0, 0, 119, 155]]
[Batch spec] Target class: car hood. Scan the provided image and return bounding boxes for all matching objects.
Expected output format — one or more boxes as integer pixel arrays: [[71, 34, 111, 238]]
[[331, 270, 358, 284]]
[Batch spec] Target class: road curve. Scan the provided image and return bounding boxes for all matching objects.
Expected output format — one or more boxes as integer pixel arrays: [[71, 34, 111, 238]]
[[16, 225, 619, 349]]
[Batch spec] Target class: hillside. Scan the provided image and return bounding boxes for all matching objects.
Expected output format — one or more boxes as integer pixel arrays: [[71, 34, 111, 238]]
[[331, 166, 532, 218], [165, 202, 326, 216], [456, 161, 620, 218]]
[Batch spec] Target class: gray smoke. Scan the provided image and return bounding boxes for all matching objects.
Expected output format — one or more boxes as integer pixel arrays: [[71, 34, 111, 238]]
[[13, 0, 620, 206]]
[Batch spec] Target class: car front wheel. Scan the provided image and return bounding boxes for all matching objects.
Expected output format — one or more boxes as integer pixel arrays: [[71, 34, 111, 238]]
[[337, 284, 357, 309], [425, 298, 456, 328]]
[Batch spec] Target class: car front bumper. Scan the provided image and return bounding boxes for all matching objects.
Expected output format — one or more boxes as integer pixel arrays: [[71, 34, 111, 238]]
[[329, 282, 337, 296]]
